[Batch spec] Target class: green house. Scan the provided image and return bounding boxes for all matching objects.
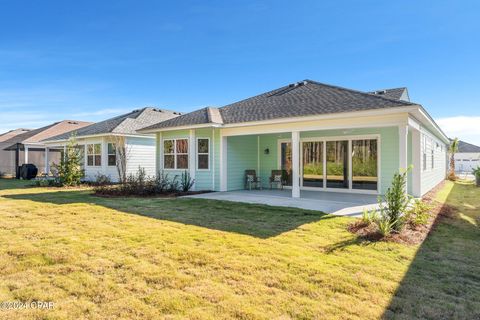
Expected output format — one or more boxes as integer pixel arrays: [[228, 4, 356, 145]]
[[139, 80, 449, 198]]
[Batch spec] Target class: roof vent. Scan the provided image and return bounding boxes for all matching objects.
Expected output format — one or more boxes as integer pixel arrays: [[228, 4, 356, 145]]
[[68, 121, 79, 125], [375, 90, 386, 95]]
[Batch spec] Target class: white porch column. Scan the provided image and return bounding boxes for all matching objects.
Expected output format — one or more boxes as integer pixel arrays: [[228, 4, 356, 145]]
[[156, 132, 162, 174], [189, 129, 196, 190], [63, 145, 67, 161], [411, 129, 422, 197], [219, 134, 227, 191], [44, 147, 50, 175], [399, 125, 409, 192], [291, 131, 300, 198], [24, 145, 29, 164]]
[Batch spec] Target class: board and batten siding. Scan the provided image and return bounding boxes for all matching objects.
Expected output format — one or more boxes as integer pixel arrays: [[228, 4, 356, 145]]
[[420, 128, 447, 196], [125, 136, 156, 178]]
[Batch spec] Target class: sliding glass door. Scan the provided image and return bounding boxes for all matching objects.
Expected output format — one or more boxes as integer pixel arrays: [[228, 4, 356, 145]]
[[326, 140, 349, 189], [302, 141, 323, 187], [279, 137, 379, 192], [352, 139, 378, 190]]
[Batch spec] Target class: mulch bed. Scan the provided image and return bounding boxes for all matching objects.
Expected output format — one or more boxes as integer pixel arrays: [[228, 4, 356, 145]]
[[348, 181, 456, 245]]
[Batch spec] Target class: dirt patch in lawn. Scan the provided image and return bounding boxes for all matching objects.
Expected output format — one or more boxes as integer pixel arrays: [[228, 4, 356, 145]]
[[348, 181, 455, 245]]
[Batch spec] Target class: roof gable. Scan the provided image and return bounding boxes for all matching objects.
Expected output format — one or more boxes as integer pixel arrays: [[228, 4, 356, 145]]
[[457, 140, 480, 153], [45, 107, 181, 141]]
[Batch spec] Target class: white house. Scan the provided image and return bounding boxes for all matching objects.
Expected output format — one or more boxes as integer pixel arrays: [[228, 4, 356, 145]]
[[43, 107, 180, 182], [454, 140, 480, 173]]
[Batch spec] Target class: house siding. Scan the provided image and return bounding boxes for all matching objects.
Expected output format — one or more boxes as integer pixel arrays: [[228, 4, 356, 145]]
[[125, 137, 156, 178], [226, 135, 258, 190], [420, 128, 447, 196]]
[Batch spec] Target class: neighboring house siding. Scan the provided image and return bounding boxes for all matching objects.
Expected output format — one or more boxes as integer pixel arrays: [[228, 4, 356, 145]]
[[420, 129, 447, 196], [454, 152, 480, 172], [125, 137, 156, 178]]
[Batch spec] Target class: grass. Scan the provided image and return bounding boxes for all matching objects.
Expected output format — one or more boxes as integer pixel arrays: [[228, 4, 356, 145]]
[[0, 179, 478, 319]]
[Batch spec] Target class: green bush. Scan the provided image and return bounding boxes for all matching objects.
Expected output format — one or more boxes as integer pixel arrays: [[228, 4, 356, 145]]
[[378, 168, 412, 232], [405, 199, 432, 226], [53, 135, 84, 186], [180, 170, 195, 192], [473, 166, 480, 179], [361, 208, 378, 224]]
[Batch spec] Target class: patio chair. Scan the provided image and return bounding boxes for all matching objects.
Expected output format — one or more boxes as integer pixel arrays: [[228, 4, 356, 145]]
[[269, 169, 287, 190], [244, 170, 262, 190]]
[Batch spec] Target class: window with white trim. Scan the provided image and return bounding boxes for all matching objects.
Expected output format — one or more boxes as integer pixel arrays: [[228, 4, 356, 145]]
[[87, 143, 101, 166], [422, 135, 427, 171], [197, 138, 209, 170], [163, 139, 189, 169], [108, 143, 116, 166]]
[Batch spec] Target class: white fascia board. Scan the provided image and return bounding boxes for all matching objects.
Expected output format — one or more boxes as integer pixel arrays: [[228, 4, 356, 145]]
[[139, 123, 222, 134], [43, 133, 155, 145], [221, 113, 409, 137], [411, 107, 450, 144]]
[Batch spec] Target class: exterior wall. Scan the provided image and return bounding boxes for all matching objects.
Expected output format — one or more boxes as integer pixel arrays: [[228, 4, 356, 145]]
[[82, 137, 119, 182], [156, 128, 220, 191], [420, 128, 447, 196], [454, 152, 480, 172], [125, 136, 156, 177], [153, 119, 447, 195], [0, 144, 61, 176], [79, 135, 155, 182], [226, 135, 259, 190]]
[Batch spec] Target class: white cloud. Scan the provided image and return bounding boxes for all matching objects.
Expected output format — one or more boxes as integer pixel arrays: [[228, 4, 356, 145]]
[[436, 116, 480, 145]]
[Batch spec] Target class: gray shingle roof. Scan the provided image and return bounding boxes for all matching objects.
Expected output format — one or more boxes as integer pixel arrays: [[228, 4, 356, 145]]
[[45, 108, 181, 141], [457, 140, 480, 153], [141, 80, 416, 131], [368, 87, 410, 101]]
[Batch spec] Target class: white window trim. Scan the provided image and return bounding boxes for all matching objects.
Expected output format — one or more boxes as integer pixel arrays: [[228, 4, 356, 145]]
[[162, 138, 189, 170], [87, 143, 102, 167], [196, 137, 210, 171], [107, 143, 116, 167], [277, 134, 381, 194]]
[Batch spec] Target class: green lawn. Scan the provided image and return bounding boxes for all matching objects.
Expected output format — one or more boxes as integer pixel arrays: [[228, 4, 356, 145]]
[[0, 179, 478, 319]]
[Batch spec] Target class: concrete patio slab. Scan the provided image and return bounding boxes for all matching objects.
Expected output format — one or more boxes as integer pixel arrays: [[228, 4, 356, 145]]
[[185, 189, 381, 217]]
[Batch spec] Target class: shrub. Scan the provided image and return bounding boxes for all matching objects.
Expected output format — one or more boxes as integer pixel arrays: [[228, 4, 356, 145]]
[[361, 208, 378, 225], [94, 173, 112, 186], [473, 166, 480, 179], [405, 199, 432, 226], [53, 135, 84, 186], [378, 168, 412, 232], [376, 216, 396, 237], [169, 175, 180, 192], [32, 178, 59, 187], [154, 170, 170, 193], [180, 170, 195, 192]]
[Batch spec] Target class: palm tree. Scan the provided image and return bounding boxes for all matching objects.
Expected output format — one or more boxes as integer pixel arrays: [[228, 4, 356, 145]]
[[448, 138, 459, 180]]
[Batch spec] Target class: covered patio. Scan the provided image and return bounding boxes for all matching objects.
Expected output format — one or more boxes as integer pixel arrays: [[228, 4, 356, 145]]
[[187, 189, 380, 217]]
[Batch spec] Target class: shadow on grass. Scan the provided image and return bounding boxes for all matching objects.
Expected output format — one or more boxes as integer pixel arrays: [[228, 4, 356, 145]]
[[383, 182, 480, 319], [4, 189, 334, 239]]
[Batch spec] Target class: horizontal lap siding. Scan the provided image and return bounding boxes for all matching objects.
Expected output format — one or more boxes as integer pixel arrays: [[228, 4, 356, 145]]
[[420, 129, 447, 195], [159, 129, 217, 191], [126, 137, 156, 178], [227, 135, 258, 191], [194, 128, 214, 191]]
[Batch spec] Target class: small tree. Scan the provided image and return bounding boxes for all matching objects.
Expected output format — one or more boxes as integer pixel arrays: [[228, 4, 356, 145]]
[[378, 167, 412, 232], [53, 135, 83, 186], [448, 138, 459, 180], [109, 136, 131, 183]]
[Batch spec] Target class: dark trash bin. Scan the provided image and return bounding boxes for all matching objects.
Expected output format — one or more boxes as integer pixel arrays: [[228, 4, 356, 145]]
[[19, 164, 38, 180]]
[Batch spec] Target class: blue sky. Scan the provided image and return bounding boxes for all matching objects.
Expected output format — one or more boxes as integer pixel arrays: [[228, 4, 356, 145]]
[[1, 1, 479, 144]]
